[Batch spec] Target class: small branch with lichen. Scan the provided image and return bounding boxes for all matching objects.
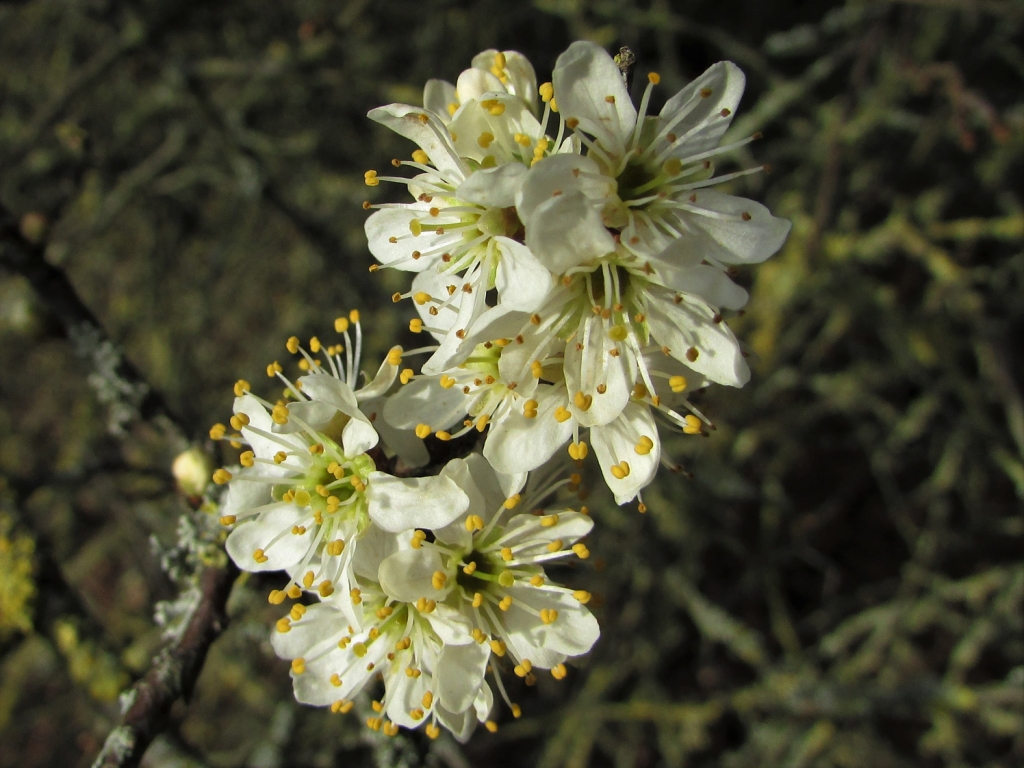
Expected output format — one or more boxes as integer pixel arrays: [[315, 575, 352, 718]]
[[90, 560, 239, 768]]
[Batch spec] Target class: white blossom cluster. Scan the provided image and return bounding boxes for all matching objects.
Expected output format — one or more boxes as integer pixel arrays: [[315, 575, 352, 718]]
[[366, 42, 790, 505], [211, 42, 788, 742], [211, 315, 597, 740]]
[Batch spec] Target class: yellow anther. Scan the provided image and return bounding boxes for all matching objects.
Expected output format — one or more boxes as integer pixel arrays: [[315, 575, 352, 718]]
[[325, 539, 345, 557], [213, 468, 232, 485], [513, 659, 532, 677], [413, 291, 431, 305], [291, 658, 306, 675], [514, 132, 532, 147], [572, 590, 593, 605], [350, 588, 362, 605], [431, 570, 448, 590], [489, 639, 506, 656], [439, 375, 456, 389], [504, 494, 521, 509], [683, 414, 703, 434], [462, 560, 477, 575], [476, 414, 490, 431], [334, 316, 350, 333], [540, 608, 559, 624], [500, 547, 513, 561], [540, 514, 559, 527], [306, 337, 320, 354], [610, 461, 631, 479], [531, 360, 544, 378], [554, 405, 572, 423], [411, 149, 429, 164], [299, 571, 315, 589], [286, 584, 302, 599], [487, 102, 506, 116], [329, 673, 342, 687], [271, 405, 289, 425], [546, 539, 563, 553], [372, 700, 384, 713], [315, 484, 329, 497], [608, 324, 628, 342], [472, 592, 484, 608], [218, 514, 237, 527], [268, 589, 286, 605], [523, 399, 539, 418], [409, 318, 423, 333], [539, 82, 554, 102], [647, 71, 662, 85], [365, 716, 382, 730], [572, 542, 590, 559], [638, 501, 648, 513], [668, 374, 688, 393], [349, 310, 361, 324], [318, 580, 334, 597], [400, 368, 414, 385], [363, 170, 379, 186], [568, 441, 588, 461], [635, 435, 655, 455], [574, 391, 593, 411], [425, 723, 441, 740], [435, 430, 452, 441], [293, 489, 311, 507], [290, 604, 306, 621], [352, 642, 367, 657], [485, 720, 499, 733], [471, 628, 486, 643], [229, 413, 249, 430], [498, 595, 513, 611], [286, 336, 300, 353], [551, 663, 567, 679], [529, 574, 545, 587], [386, 347, 403, 366], [415, 424, 432, 439], [493, 51, 507, 70], [290, 524, 307, 535], [477, 131, 495, 148], [209, 423, 226, 440], [276, 617, 291, 633], [233, 379, 250, 397]]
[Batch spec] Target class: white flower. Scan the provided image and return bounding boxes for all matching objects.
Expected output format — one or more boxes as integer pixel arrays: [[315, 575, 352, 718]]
[[213, 318, 469, 607], [512, 41, 790, 401], [271, 526, 493, 741], [424, 49, 539, 123], [379, 454, 600, 698]]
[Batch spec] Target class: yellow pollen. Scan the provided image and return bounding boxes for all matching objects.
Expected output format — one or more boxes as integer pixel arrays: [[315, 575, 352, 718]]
[[493, 51, 507, 69], [426, 723, 441, 740], [386, 347, 403, 366], [487, 102, 505, 116], [291, 658, 306, 675], [318, 580, 334, 597], [213, 468, 232, 485], [540, 514, 559, 527], [287, 585, 302, 599], [415, 423, 432, 439], [412, 149, 429, 164], [551, 663, 568, 679], [568, 441, 588, 461], [372, 700, 384, 713], [229, 413, 249, 430], [301, 570, 315, 589], [334, 316, 349, 333], [477, 131, 495, 148], [435, 430, 452, 441], [350, 588, 362, 605], [286, 336, 300, 354], [500, 547, 513, 561], [290, 604, 306, 621], [363, 170, 379, 186], [669, 375, 688, 392], [547, 539, 563, 553], [572, 542, 591, 559], [330, 673, 342, 687], [683, 414, 703, 434], [635, 436, 654, 455], [209, 423, 226, 440], [413, 291, 430, 305], [489, 639, 506, 656], [573, 391, 593, 411], [267, 589, 286, 605], [529, 575, 544, 587], [540, 608, 558, 624], [485, 721, 499, 733], [400, 368, 414, 385], [276, 617, 291, 633], [514, 659, 532, 677], [504, 494, 521, 509], [523, 399, 539, 418], [233, 379, 250, 397], [531, 360, 544, 378], [610, 461, 631, 479], [326, 539, 346, 557], [648, 72, 661, 84], [539, 82, 554, 102], [476, 414, 490, 431], [554, 405, 572, 423], [511, 703, 522, 718], [431, 570, 448, 590], [462, 561, 477, 575], [439, 375, 456, 389], [573, 590, 592, 604], [498, 595, 513, 611], [473, 592, 484, 609], [465, 514, 485, 531]]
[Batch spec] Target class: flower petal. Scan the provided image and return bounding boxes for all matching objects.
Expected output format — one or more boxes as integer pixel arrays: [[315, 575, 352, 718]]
[[225, 503, 315, 572], [524, 191, 616, 274], [378, 547, 451, 602], [366, 472, 470, 532], [383, 376, 471, 431], [590, 403, 661, 504], [665, 190, 791, 266], [563, 314, 633, 427], [368, 104, 466, 181], [437, 640, 490, 714], [364, 204, 447, 272], [423, 78, 457, 122], [494, 237, 554, 312], [484, 386, 574, 474], [456, 164, 528, 208], [658, 61, 745, 160], [553, 41, 637, 158]]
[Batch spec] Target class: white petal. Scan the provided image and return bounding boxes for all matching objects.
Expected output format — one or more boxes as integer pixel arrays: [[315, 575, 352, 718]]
[[645, 287, 750, 386], [235, 394, 304, 470], [425, 603, 474, 645], [456, 164, 527, 209], [563, 314, 632, 427], [590, 403, 661, 504], [423, 78, 457, 122], [383, 376, 471, 430], [506, 584, 600, 659], [483, 387, 574, 474], [666, 189, 791, 266], [456, 67, 505, 103], [386, 657, 431, 728], [553, 41, 636, 158], [221, 469, 273, 517], [378, 547, 451, 603], [516, 153, 605, 225], [368, 104, 466, 181], [658, 61, 745, 159], [435, 703, 475, 743], [271, 601, 343, 660], [494, 237, 554, 312], [364, 205, 445, 272], [366, 472, 470, 532], [225, 503, 315, 572], [645, 254, 749, 310], [499, 510, 594, 550], [473, 682, 493, 722], [524, 191, 615, 274], [363, 396, 431, 469], [356, 353, 400, 401], [437, 641, 490, 714], [352, 523, 400, 580]]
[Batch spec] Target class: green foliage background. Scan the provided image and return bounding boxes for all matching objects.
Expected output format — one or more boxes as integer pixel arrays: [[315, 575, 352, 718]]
[[0, 0, 1021, 766]]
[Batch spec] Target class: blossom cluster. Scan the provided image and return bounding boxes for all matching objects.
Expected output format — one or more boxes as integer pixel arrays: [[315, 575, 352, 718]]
[[211, 315, 598, 740], [210, 42, 787, 742], [366, 42, 789, 505]]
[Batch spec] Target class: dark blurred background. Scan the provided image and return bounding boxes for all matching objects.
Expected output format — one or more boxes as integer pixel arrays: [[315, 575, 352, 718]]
[[0, 0, 1021, 766]]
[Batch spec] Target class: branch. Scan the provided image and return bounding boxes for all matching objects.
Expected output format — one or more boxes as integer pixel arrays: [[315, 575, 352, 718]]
[[0, 203, 192, 439], [90, 559, 240, 768]]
